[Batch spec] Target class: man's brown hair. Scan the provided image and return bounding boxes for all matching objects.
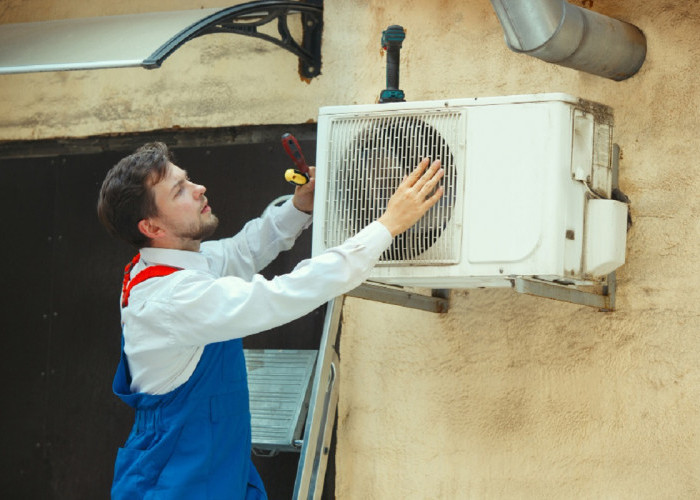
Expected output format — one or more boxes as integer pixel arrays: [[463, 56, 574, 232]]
[[97, 142, 173, 248]]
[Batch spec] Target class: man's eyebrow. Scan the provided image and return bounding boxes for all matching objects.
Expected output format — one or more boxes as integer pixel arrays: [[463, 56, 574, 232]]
[[169, 170, 189, 194]]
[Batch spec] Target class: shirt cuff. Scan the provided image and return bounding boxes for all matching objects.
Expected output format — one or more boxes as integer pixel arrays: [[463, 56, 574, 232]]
[[277, 198, 313, 231], [347, 220, 394, 255]]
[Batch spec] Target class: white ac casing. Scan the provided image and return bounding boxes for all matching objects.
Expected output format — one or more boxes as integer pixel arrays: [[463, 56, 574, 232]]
[[311, 93, 628, 288]]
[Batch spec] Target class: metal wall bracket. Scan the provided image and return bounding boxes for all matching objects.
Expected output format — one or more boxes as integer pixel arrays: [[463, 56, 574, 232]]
[[347, 283, 449, 314], [351, 277, 614, 312], [150, 0, 324, 78], [515, 272, 616, 311]]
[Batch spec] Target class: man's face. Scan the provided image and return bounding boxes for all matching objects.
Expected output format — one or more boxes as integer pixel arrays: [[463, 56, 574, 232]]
[[147, 162, 219, 249]]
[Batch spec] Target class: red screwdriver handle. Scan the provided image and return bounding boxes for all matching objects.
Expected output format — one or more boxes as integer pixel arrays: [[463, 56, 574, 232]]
[[281, 133, 309, 174]]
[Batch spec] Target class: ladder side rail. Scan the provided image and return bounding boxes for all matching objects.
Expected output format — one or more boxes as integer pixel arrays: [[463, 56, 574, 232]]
[[308, 351, 339, 499], [293, 296, 345, 499]]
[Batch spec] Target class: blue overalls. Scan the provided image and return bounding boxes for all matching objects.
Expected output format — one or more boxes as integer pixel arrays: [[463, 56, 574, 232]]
[[111, 262, 267, 499]]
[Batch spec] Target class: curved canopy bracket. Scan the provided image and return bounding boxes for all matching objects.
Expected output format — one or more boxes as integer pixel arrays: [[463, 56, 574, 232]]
[[0, 0, 323, 78], [147, 1, 323, 78]]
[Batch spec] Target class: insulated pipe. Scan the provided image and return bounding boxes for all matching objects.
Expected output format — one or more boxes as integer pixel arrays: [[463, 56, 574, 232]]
[[490, 0, 646, 81]]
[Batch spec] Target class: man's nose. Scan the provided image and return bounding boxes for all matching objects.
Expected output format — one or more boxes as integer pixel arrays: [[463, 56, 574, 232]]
[[193, 183, 206, 197]]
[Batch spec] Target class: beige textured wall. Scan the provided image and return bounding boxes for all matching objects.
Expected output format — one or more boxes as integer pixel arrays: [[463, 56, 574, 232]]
[[332, 2, 700, 499], [2, 1, 699, 499]]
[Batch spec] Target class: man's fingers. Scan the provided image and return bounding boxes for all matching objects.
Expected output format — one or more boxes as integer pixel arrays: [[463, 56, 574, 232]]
[[426, 185, 444, 207], [420, 164, 444, 193], [406, 158, 431, 186], [413, 159, 441, 190], [414, 162, 443, 199]]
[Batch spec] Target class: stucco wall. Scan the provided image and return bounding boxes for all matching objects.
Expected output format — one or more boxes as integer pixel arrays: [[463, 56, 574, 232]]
[[331, 2, 700, 499], [2, 1, 699, 499]]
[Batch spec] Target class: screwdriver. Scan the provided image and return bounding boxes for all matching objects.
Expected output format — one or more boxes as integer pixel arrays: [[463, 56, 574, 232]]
[[281, 133, 310, 186]]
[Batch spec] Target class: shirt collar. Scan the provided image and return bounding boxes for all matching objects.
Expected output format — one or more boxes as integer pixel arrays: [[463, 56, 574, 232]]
[[138, 246, 211, 273]]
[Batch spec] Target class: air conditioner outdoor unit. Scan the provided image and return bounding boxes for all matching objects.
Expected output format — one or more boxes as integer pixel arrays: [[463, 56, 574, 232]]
[[311, 93, 628, 289]]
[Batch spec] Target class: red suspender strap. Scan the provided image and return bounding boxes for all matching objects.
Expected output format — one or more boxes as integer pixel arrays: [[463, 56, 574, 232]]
[[121, 254, 181, 307]]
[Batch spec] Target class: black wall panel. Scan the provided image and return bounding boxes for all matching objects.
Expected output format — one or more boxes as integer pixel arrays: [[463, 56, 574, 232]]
[[46, 152, 134, 497], [0, 158, 55, 498], [0, 128, 329, 499]]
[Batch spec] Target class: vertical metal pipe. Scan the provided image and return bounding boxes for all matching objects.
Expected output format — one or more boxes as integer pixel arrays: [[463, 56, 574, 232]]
[[490, 0, 646, 81]]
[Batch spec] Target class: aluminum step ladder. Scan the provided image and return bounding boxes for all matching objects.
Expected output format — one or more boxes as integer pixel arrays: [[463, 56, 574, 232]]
[[245, 286, 449, 499], [245, 349, 318, 455], [244, 296, 343, 499]]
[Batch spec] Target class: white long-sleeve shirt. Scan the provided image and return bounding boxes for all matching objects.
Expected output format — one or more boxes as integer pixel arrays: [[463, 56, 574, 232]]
[[121, 199, 393, 395]]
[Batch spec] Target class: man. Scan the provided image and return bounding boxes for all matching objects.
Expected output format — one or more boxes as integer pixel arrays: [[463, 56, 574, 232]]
[[98, 142, 443, 499]]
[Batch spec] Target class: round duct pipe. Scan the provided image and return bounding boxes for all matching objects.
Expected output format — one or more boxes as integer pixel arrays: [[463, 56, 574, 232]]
[[490, 0, 646, 81]]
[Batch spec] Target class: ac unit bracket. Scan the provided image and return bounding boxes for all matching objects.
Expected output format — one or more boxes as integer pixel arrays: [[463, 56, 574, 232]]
[[347, 283, 449, 314], [351, 275, 615, 312], [514, 272, 616, 312]]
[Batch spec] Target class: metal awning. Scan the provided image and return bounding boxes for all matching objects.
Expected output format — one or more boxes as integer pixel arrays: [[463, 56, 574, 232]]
[[0, 1, 322, 77]]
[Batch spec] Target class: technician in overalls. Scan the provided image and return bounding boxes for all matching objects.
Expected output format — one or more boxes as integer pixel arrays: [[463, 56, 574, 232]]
[[97, 142, 443, 499]]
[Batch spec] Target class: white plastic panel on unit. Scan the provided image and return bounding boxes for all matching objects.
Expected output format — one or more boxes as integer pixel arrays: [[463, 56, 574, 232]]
[[466, 104, 549, 264], [584, 199, 628, 276], [562, 181, 587, 278]]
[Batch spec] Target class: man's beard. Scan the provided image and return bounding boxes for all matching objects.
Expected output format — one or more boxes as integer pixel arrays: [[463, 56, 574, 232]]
[[179, 213, 220, 242]]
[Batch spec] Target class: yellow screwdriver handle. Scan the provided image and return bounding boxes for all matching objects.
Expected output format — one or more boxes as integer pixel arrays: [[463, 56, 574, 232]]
[[285, 168, 309, 186]]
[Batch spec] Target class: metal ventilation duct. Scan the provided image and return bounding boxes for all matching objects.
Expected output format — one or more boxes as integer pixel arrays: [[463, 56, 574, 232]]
[[490, 0, 646, 81]]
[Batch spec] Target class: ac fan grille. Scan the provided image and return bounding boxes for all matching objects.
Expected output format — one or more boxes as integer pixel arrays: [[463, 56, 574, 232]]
[[324, 111, 462, 265]]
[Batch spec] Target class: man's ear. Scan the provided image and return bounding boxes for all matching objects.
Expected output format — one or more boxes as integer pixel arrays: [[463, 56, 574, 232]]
[[137, 218, 165, 241]]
